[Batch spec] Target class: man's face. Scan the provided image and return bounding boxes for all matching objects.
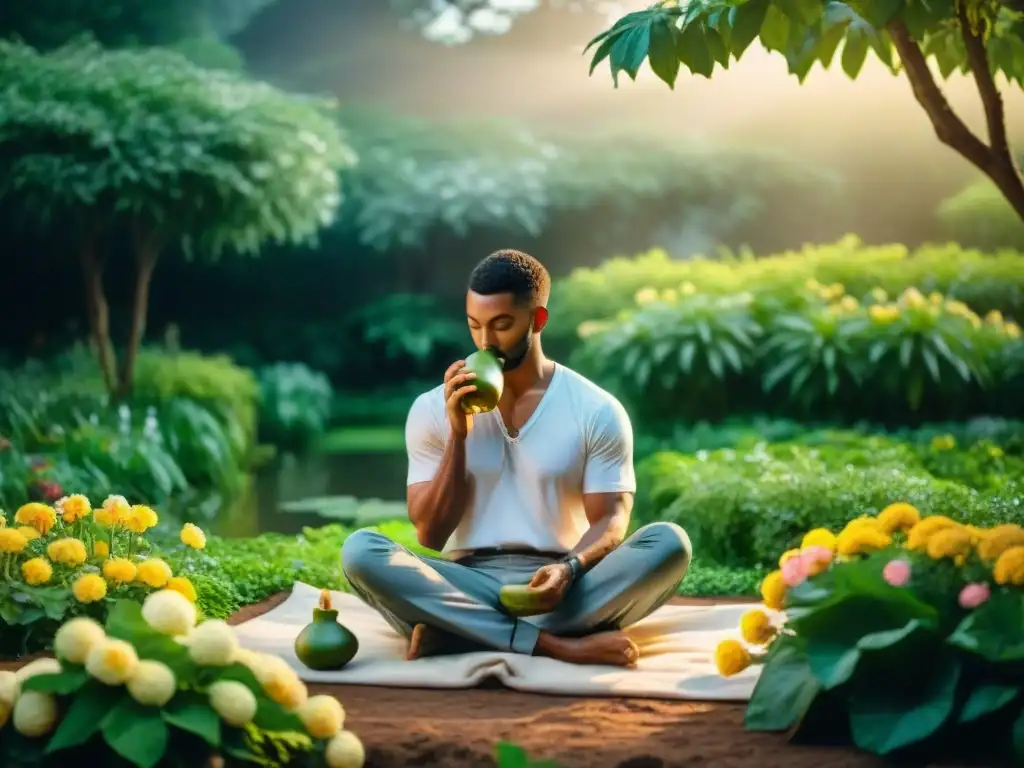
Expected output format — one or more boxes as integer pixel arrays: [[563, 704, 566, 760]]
[[466, 291, 543, 369]]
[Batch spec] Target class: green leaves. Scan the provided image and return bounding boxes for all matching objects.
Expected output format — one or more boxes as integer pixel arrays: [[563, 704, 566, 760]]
[[45, 680, 122, 753], [948, 590, 1024, 663], [102, 697, 169, 768], [745, 636, 820, 731], [162, 693, 222, 746], [20, 669, 87, 696]]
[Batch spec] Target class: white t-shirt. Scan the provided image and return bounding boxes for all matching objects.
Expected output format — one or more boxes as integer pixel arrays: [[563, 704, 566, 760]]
[[405, 363, 636, 557]]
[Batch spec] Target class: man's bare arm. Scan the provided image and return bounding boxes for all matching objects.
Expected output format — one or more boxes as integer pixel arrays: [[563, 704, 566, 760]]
[[570, 491, 632, 569], [407, 433, 471, 550]]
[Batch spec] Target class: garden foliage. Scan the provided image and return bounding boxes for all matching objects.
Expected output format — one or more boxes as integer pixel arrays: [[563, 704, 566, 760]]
[[716, 504, 1024, 763]]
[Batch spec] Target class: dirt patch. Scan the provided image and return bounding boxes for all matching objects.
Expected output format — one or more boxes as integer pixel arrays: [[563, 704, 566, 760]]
[[3, 593, 881, 767]]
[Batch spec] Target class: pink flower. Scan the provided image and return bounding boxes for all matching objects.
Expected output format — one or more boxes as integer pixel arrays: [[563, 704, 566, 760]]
[[958, 582, 991, 609], [882, 559, 911, 587], [801, 545, 833, 576], [782, 554, 808, 587]]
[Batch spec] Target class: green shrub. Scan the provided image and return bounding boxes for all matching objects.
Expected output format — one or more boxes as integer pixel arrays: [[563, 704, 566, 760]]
[[637, 438, 1023, 570], [330, 382, 430, 427], [131, 348, 259, 448], [257, 362, 334, 452], [548, 235, 1024, 354], [573, 281, 1023, 424], [936, 179, 1024, 251]]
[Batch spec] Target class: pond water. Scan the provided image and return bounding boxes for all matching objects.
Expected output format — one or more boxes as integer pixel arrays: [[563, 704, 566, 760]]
[[213, 450, 408, 538]]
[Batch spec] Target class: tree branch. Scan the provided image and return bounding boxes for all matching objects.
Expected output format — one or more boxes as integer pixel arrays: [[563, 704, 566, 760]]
[[887, 19, 995, 173], [957, 2, 1011, 160]]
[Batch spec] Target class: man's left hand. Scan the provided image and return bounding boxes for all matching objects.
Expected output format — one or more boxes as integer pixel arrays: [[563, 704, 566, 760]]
[[526, 563, 573, 612]]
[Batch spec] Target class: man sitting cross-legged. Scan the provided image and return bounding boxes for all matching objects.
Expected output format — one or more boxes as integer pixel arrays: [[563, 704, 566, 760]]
[[341, 249, 692, 668]]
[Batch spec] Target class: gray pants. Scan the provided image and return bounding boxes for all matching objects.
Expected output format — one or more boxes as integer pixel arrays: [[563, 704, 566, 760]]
[[340, 522, 691, 657]]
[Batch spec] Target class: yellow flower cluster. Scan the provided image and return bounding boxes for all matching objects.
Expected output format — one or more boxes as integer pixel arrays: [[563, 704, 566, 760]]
[[0, 495, 203, 609], [10, 596, 365, 767]]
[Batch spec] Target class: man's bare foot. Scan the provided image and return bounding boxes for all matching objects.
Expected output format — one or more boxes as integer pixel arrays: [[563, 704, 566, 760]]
[[406, 623, 431, 660], [536, 630, 639, 668]]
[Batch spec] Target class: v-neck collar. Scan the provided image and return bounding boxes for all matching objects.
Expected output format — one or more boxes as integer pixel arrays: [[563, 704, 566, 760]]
[[496, 363, 561, 442]]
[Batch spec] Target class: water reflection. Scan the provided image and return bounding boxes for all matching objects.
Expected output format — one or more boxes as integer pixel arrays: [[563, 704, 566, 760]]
[[215, 451, 408, 538]]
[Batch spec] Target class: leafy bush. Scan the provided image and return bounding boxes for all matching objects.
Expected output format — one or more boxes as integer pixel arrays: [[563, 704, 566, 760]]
[[329, 383, 431, 427], [719, 507, 1024, 764], [257, 363, 334, 452], [0, 352, 249, 517], [132, 349, 259, 453], [638, 437, 1024, 570], [937, 179, 1024, 251], [573, 282, 1023, 424], [549, 236, 1024, 355]]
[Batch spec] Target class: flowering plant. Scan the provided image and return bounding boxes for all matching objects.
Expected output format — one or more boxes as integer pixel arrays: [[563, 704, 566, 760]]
[[0, 589, 365, 767], [715, 502, 1024, 763], [0, 494, 206, 657]]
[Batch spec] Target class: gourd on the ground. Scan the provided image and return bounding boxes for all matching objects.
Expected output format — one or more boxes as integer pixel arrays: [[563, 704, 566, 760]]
[[294, 589, 360, 670]]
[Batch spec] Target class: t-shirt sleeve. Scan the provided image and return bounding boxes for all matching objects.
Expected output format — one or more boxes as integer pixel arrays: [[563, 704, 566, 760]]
[[405, 392, 446, 485], [582, 398, 636, 495]]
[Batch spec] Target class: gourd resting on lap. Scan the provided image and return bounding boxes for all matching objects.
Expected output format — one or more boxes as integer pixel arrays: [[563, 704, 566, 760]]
[[340, 521, 691, 657]]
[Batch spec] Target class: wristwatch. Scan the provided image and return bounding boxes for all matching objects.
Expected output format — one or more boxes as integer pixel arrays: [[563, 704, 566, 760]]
[[562, 554, 584, 584]]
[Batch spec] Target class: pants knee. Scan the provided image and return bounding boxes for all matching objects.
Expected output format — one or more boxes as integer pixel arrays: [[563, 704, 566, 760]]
[[637, 521, 692, 577], [341, 529, 392, 585]]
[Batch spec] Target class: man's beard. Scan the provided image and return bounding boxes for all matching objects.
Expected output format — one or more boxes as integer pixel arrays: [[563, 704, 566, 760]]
[[492, 323, 533, 372]]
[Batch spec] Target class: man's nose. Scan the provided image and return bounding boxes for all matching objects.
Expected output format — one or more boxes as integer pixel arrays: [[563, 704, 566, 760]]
[[479, 330, 496, 349]]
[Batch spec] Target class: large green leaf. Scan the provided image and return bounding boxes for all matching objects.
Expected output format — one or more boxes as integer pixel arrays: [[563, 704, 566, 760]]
[[848, 656, 961, 755], [102, 697, 170, 768], [677, 21, 714, 77], [20, 669, 87, 696], [958, 684, 1020, 724], [647, 16, 681, 87], [947, 590, 1024, 663], [45, 680, 122, 753], [162, 691, 222, 747], [745, 636, 820, 731]]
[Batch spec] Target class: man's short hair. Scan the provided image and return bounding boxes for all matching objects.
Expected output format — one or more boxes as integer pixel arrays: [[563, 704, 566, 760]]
[[468, 249, 551, 307]]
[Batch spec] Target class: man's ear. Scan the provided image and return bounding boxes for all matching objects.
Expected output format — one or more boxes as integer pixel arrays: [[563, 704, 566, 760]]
[[533, 306, 549, 333]]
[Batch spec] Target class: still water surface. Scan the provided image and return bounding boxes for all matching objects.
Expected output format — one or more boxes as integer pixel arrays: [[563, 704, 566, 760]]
[[213, 451, 408, 537]]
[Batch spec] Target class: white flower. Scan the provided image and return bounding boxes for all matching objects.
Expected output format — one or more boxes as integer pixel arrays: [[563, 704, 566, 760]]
[[13, 691, 57, 737], [142, 589, 197, 636], [85, 638, 139, 686], [325, 730, 366, 768], [0, 670, 19, 706], [185, 620, 239, 666], [54, 617, 106, 664], [208, 680, 257, 726], [127, 660, 176, 707]]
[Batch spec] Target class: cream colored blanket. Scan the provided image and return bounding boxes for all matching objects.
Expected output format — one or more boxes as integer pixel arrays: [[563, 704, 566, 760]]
[[233, 582, 766, 701]]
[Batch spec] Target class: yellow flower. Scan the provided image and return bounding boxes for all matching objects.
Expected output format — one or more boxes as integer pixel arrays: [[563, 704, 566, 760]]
[[46, 538, 88, 567], [0, 528, 28, 554], [255, 655, 308, 710], [993, 546, 1024, 586], [72, 573, 107, 604], [209, 680, 257, 726], [298, 695, 345, 739], [930, 434, 956, 451], [760, 570, 786, 611], [869, 304, 900, 324], [12, 691, 57, 737], [1005, 321, 1021, 339], [634, 287, 659, 306], [142, 589, 197, 636], [0, 511, 5, 528], [325, 731, 365, 768], [136, 558, 172, 588], [126, 505, 158, 534], [180, 523, 206, 550], [906, 516, 959, 551], [57, 494, 92, 523], [93, 541, 110, 558], [801, 528, 837, 552], [976, 524, 1024, 562], [661, 288, 678, 303], [102, 558, 137, 584], [805, 278, 822, 291], [166, 576, 197, 602], [739, 609, 776, 646], [185, 620, 239, 667], [869, 287, 888, 303], [838, 295, 859, 312], [680, 281, 697, 296], [0, 670, 18, 707], [95, 495, 131, 527], [53, 617, 106, 664], [928, 291, 944, 305], [836, 524, 892, 557], [21, 557, 52, 585], [127, 660, 177, 707], [877, 502, 922, 534], [985, 309, 1004, 325], [714, 639, 751, 677], [902, 287, 926, 308], [86, 638, 139, 686], [925, 527, 973, 561], [17, 526, 40, 541], [778, 548, 801, 567], [14, 503, 56, 535]]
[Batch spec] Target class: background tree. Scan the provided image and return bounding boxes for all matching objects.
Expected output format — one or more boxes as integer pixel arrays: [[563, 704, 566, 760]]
[[0, 38, 354, 396], [584, 0, 1024, 221]]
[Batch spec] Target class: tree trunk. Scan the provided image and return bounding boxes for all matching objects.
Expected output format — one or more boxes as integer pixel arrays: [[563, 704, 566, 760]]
[[117, 222, 161, 399], [888, 17, 1024, 223], [80, 232, 117, 393]]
